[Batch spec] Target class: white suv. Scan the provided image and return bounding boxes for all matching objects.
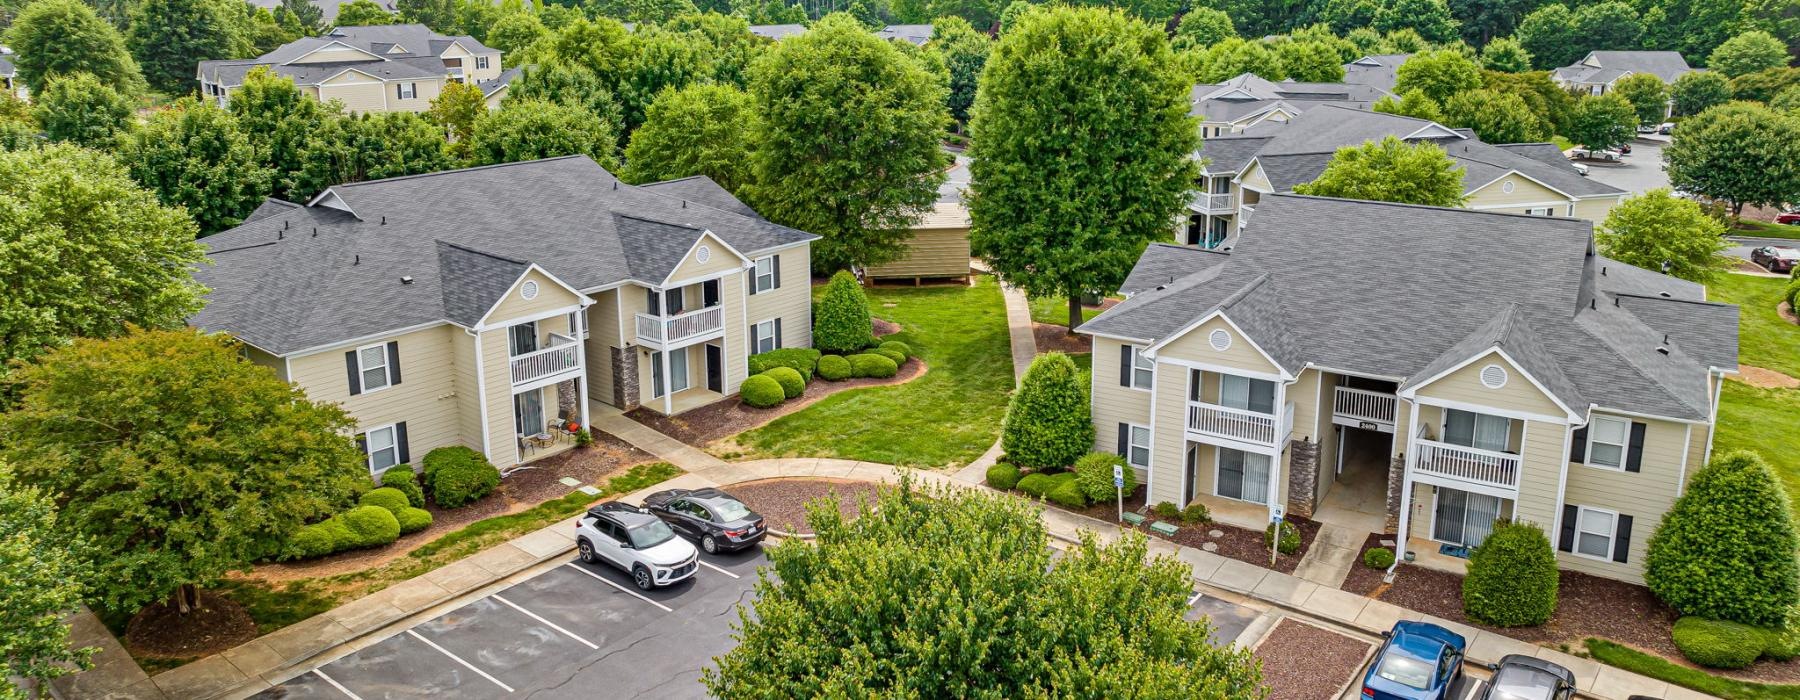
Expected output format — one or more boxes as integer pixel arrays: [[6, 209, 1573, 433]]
[[575, 503, 699, 589]]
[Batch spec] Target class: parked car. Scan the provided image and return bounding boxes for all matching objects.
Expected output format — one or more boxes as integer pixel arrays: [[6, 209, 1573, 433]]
[[1617, 143, 1632, 155], [1751, 246, 1800, 273], [642, 487, 768, 553], [1477, 655, 1576, 700], [1775, 210, 1800, 225], [1658, 123, 1674, 135], [1361, 621, 1467, 700], [1568, 162, 1589, 177], [575, 501, 699, 590]]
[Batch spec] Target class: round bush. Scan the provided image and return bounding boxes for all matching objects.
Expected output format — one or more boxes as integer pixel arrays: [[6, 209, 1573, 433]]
[[1047, 478, 1088, 508], [986, 462, 1021, 490], [359, 486, 410, 513], [1264, 520, 1300, 555], [286, 519, 349, 560], [817, 354, 852, 381], [1766, 623, 1800, 661], [878, 340, 911, 360], [748, 348, 822, 379], [1463, 521, 1559, 627], [815, 271, 875, 352], [764, 366, 805, 399], [1016, 473, 1054, 499], [380, 467, 426, 507], [848, 353, 898, 378], [1647, 451, 1799, 627], [1072, 452, 1134, 503], [740, 374, 786, 408], [1152, 501, 1180, 519], [432, 459, 500, 509], [1180, 503, 1210, 524], [873, 347, 906, 366], [1673, 617, 1771, 669], [1363, 547, 1396, 569], [1001, 353, 1092, 470], [339, 505, 402, 548], [422, 445, 483, 489], [394, 506, 433, 534]]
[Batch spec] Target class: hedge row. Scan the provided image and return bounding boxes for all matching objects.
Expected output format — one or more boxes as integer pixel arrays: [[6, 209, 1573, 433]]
[[1671, 616, 1800, 669], [284, 477, 438, 560], [748, 348, 822, 380]]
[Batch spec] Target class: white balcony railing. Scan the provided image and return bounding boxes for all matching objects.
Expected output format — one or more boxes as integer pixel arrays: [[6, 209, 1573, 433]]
[[1414, 438, 1521, 489], [510, 333, 579, 385], [635, 306, 724, 347], [1334, 386, 1397, 428], [1187, 400, 1294, 446], [1196, 192, 1235, 212]]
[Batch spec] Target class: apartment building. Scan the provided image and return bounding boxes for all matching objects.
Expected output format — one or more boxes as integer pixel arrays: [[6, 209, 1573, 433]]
[[1191, 73, 1393, 139], [196, 25, 508, 113]]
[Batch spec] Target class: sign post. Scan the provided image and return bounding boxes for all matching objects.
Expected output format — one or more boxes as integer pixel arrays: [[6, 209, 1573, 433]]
[[1269, 506, 1285, 568], [1114, 464, 1125, 523]]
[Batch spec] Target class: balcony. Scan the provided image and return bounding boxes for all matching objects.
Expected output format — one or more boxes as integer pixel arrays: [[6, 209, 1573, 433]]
[[1193, 192, 1235, 214], [1186, 400, 1294, 448], [635, 306, 724, 348], [1333, 386, 1397, 432], [510, 333, 579, 386], [1413, 438, 1520, 490]]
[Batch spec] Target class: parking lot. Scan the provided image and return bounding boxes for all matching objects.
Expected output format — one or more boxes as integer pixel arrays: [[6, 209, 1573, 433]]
[[252, 544, 768, 699]]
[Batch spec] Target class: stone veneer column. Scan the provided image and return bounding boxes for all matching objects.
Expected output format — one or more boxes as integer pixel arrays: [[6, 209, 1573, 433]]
[[611, 347, 639, 410], [1286, 437, 1320, 519], [1385, 454, 1405, 533]]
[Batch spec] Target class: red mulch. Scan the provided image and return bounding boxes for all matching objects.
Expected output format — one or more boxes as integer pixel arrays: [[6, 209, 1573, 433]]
[[726, 477, 881, 535], [1034, 324, 1091, 354], [1254, 619, 1373, 700], [1340, 535, 1800, 683], [124, 590, 258, 659], [626, 358, 926, 448], [1035, 485, 1319, 574]]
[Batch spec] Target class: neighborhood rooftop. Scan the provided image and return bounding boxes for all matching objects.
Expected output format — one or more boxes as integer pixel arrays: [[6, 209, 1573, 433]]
[[195, 24, 499, 89]]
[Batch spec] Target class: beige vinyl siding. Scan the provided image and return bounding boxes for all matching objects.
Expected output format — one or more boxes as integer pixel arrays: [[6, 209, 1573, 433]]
[[242, 345, 287, 381], [720, 269, 749, 393], [1157, 315, 1282, 376], [1513, 419, 1564, 532], [745, 244, 812, 350], [478, 325, 517, 468], [637, 342, 707, 407], [1240, 161, 1274, 192], [1571, 197, 1621, 222], [289, 325, 466, 472], [1393, 397, 1413, 460], [487, 269, 582, 324], [1288, 368, 1320, 442], [1090, 338, 1154, 482], [1414, 351, 1567, 418], [584, 289, 621, 405], [1148, 358, 1192, 505], [386, 78, 441, 113], [1467, 174, 1571, 212], [450, 328, 484, 448], [484, 86, 507, 110], [866, 227, 971, 279], [666, 232, 747, 283], [318, 79, 387, 114], [1558, 413, 1689, 583]]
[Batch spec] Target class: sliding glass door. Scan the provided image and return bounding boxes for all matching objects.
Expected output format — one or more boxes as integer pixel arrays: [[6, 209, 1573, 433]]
[[1217, 448, 1271, 504], [1432, 487, 1504, 547]]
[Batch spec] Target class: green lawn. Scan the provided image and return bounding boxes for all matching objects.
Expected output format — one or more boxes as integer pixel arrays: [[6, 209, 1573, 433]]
[[1708, 273, 1800, 519], [1708, 274, 1800, 378], [1735, 220, 1800, 241], [728, 276, 1014, 468], [1027, 294, 1104, 327], [1588, 639, 1800, 700]]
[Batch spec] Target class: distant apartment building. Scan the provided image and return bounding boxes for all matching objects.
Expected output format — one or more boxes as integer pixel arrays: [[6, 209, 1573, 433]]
[[196, 25, 512, 114]]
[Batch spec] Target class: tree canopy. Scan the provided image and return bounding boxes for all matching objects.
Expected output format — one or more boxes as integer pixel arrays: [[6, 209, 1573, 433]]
[[1595, 189, 1731, 283], [1294, 136, 1467, 207], [622, 82, 757, 193], [1708, 30, 1791, 78], [229, 66, 339, 200], [1612, 72, 1671, 126], [1374, 89, 1445, 121], [33, 72, 133, 148], [1672, 71, 1732, 117], [1392, 48, 1481, 103], [1565, 93, 1637, 151], [116, 98, 272, 235], [1665, 100, 1800, 217], [1645, 451, 1799, 628], [3, 0, 144, 95], [0, 465, 96, 698], [127, 0, 245, 95], [469, 98, 622, 168], [1479, 36, 1531, 72], [1442, 88, 1548, 143], [335, 0, 398, 25], [925, 15, 989, 125], [1514, 4, 1579, 69], [1175, 7, 1236, 48]]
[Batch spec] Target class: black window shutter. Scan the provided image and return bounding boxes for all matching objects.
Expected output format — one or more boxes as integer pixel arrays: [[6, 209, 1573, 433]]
[[1116, 423, 1129, 455], [647, 288, 661, 316], [772, 255, 782, 289], [345, 351, 362, 395], [774, 318, 783, 348], [386, 341, 401, 385], [1118, 345, 1132, 386], [747, 266, 758, 295], [748, 323, 758, 351], [396, 421, 410, 464], [1558, 504, 1578, 552], [1612, 514, 1633, 562], [355, 432, 368, 457], [1625, 422, 1646, 472], [1568, 427, 1588, 463]]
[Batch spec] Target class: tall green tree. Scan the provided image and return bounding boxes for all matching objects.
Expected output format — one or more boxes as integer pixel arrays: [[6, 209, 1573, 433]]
[[1373, 0, 1459, 44], [665, 12, 767, 89], [1611, 72, 1670, 126], [1483, 69, 1573, 134], [1382, 27, 1429, 52], [1442, 88, 1548, 143], [427, 80, 485, 160], [1312, 0, 1379, 34], [117, 99, 272, 235], [1191, 36, 1284, 82], [1393, 48, 1482, 103], [3, 0, 144, 95], [0, 329, 367, 617], [1740, 0, 1800, 59], [229, 67, 337, 199], [1276, 39, 1345, 81], [33, 72, 133, 148], [702, 479, 1263, 698], [486, 11, 549, 56], [926, 15, 989, 125], [1729, 66, 1800, 102], [276, 0, 325, 34], [1638, 0, 1743, 69], [335, 0, 398, 25], [1514, 3, 1577, 69], [1450, 0, 1537, 45], [1570, 1, 1642, 57], [622, 82, 757, 192], [1665, 101, 1800, 218], [1672, 71, 1731, 117], [397, 0, 457, 29], [969, 5, 1195, 329], [1374, 89, 1445, 121], [470, 98, 621, 167], [1708, 30, 1791, 79], [509, 59, 626, 131], [1594, 189, 1730, 283], [0, 145, 205, 379], [0, 465, 96, 700], [1645, 451, 1799, 628], [1479, 36, 1531, 72], [610, 24, 714, 134], [127, 0, 246, 95], [1174, 7, 1235, 49], [1773, 85, 1800, 112], [1565, 93, 1636, 151], [346, 111, 456, 180], [749, 13, 948, 272], [1293, 136, 1467, 206]]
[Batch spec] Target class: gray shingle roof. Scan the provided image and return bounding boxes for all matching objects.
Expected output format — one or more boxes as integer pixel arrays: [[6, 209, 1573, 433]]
[[876, 24, 933, 45], [197, 25, 495, 88], [1119, 243, 1231, 296], [1081, 195, 1732, 421], [478, 67, 520, 97], [636, 176, 759, 218], [1559, 51, 1694, 84], [1197, 136, 1271, 175], [435, 241, 528, 326], [1594, 256, 1705, 301], [192, 156, 816, 355], [1342, 54, 1411, 94]]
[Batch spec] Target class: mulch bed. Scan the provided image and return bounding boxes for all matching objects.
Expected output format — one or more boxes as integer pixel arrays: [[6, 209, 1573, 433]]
[[124, 590, 259, 660], [1253, 618, 1373, 700], [1781, 300, 1797, 326], [1033, 324, 1090, 354], [726, 477, 881, 535], [250, 432, 654, 582], [1735, 364, 1800, 388], [1339, 534, 1800, 683], [627, 357, 927, 448], [1034, 485, 1320, 574]]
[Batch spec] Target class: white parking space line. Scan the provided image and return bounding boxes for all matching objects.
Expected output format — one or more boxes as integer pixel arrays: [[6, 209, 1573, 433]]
[[699, 560, 739, 579], [313, 669, 364, 700], [405, 630, 515, 693], [562, 563, 673, 612], [491, 594, 599, 650], [1188, 591, 1204, 606]]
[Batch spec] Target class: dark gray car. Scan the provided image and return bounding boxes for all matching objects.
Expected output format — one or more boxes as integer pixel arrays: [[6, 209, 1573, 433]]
[[1479, 655, 1576, 700], [642, 488, 767, 554]]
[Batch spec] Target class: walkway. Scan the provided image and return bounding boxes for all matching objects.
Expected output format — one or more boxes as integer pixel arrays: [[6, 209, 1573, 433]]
[[951, 280, 1037, 484]]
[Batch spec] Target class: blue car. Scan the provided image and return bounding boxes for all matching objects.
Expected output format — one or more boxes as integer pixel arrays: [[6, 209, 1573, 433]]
[[1361, 621, 1467, 700]]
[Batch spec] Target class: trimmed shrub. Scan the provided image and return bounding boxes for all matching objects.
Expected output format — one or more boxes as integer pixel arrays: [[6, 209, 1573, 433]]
[[1363, 547, 1396, 569], [422, 445, 483, 484], [431, 455, 500, 509], [1000, 353, 1093, 470], [1463, 521, 1559, 627], [748, 348, 822, 379], [1646, 450, 1800, 627], [848, 353, 898, 378], [1786, 274, 1800, 313], [1072, 452, 1134, 503], [986, 462, 1021, 490], [1766, 621, 1800, 661], [380, 467, 426, 507], [764, 366, 806, 399], [1152, 501, 1180, 519], [878, 340, 912, 360], [1264, 520, 1300, 555], [873, 347, 907, 366], [358, 487, 410, 513], [394, 506, 433, 534], [1180, 503, 1210, 524], [1047, 477, 1088, 508], [340, 505, 402, 548], [286, 519, 350, 559], [740, 374, 786, 408], [815, 270, 875, 352], [817, 354, 852, 381], [1673, 617, 1770, 669], [1016, 473, 1055, 499]]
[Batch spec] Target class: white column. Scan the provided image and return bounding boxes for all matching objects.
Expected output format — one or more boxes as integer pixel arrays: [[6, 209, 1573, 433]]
[[575, 310, 591, 433], [1388, 399, 1423, 578], [1267, 380, 1287, 520], [661, 347, 674, 415]]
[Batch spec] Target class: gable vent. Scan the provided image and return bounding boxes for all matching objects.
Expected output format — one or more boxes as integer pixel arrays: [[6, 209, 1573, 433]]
[[520, 280, 539, 300], [1479, 364, 1508, 389], [1208, 329, 1232, 351]]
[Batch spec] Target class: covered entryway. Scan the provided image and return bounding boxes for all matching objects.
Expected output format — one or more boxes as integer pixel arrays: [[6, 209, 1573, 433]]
[[1313, 426, 1390, 532]]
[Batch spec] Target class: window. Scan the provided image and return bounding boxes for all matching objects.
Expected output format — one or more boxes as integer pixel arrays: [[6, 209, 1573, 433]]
[[752, 319, 777, 354], [1575, 507, 1616, 559], [1444, 409, 1509, 452], [753, 256, 777, 293], [1126, 424, 1150, 467], [397, 82, 416, 99], [1216, 448, 1271, 503], [1121, 345, 1153, 389], [476, 56, 489, 70], [1525, 207, 1554, 216], [509, 321, 538, 356], [1585, 416, 1629, 469], [514, 389, 544, 436], [356, 344, 392, 392], [1219, 374, 1275, 414], [567, 310, 586, 338], [365, 424, 399, 474]]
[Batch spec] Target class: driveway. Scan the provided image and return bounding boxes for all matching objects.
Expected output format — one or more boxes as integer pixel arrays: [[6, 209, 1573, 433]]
[[1583, 138, 1669, 196]]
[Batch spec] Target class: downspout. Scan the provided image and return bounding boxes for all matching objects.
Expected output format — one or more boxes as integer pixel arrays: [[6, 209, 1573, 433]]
[[1702, 369, 1724, 466]]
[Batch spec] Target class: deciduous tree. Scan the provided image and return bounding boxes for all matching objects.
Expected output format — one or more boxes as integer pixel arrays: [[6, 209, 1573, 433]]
[[969, 5, 1195, 329], [1729, 66, 1800, 102], [1612, 72, 1671, 126], [3, 0, 143, 95], [1483, 69, 1574, 134], [0, 329, 367, 616], [117, 99, 272, 235], [470, 98, 620, 167], [1594, 189, 1730, 283], [1708, 30, 1791, 79], [1294, 136, 1467, 206], [1672, 71, 1731, 117], [1479, 36, 1531, 72], [1514, 3, 1577, 69], [335, 0, 398, 25], [1174, 7, 1235, 48], [1276, 39, 1345, 81], [427, 80, 486, 160], [1190, 36, 1283, 82], [1450, 0, 1537, 45], [1565, 92, 1636, 151], [622, 82, 757, 192], [229, 67, 338, 199], [1393, 48, 1482, 103], [1665, 100, 1800, 217], [1373, 0, 1459, 44], [1374, 89, 1445, 121], [1570, 1, 1642, 57], [0, 466, 96, 699], [33, 72, 133, 148], [1646, 451, 1799, 628], [486, 10, 548, 56], [926, 15, 989, 125], [397, 0, 456, 29], [128, 0, 246, 95], [1442, 88, 1548, 143]]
